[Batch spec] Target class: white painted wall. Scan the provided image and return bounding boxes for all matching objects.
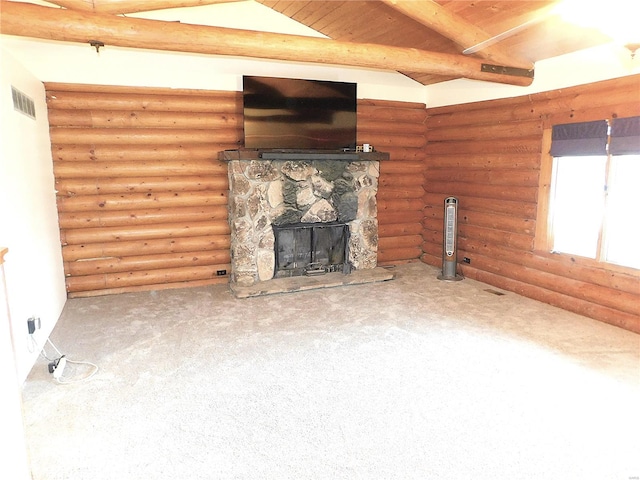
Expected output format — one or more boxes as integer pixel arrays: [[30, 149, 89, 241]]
[[0, 47, 67, 383]]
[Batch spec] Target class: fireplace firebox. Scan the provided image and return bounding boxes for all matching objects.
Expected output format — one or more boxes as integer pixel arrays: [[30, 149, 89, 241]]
[[273, 222, 350, 278]]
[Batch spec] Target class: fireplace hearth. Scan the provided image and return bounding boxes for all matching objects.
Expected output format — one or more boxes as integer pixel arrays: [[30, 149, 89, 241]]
[[220, 149, 394, 296]]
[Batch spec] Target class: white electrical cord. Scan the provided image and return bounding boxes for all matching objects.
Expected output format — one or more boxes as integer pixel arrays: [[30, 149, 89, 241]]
[[37, 337, 99, 385]]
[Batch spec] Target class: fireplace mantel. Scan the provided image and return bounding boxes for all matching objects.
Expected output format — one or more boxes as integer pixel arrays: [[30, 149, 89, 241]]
[[219, 149, 390, 163]]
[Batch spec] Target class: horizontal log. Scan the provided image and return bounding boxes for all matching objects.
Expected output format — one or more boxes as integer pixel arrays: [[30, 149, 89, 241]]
[[464, 268, 639, 334], [357, 133, 425, 149], [357, 120, 425, 136], [68, 276, 230, 298], [381, 147, 426, 163], [46, 90, 241, 112], [377, 246, 422, 263], [379, 160, 425, 174], [426, 77, 640, 126], [423, 208, 535, 236], [379, 222, 423, 237], [460, 238, 640, 297], [422, 220, 534, 251], [378, 235, 423, 250], [425, 153, 539, 170], [49, 127, 241, 145], [48, 0, 240, 16], [58, 205, 229, 229], [62, 235, 230, 261], [60, 221, 230, 245], [358, 99, 427, 111], [459, 211, 535, 236], [378, 210, 424, 225], [378, 198, 424, 212], [425, 182, 538, 203], [546, 103, 640, 127], [56, 175, 228, 196], [57, 191, 228, 212], [421, 233, 441, 252], [421, 239, 443, 258], [431, 100, 639, 133], [48, 109, 243, 129], [426, 168, 539, 187], [423, 193, 537, 219], [65, 250, 230, 276], [420, 253, 440, 269], [427, 120, 542, 142], [359, 111, 427, 127], [3, 2, 533, 86], [460, 256, 640, 320], [426, 75, 640, 117], [46, 82, 241, 96], [65, 263, 232, 292], [426, 137, 541, 156], [377, 187, 425, 200], [54, 159, 227, 177], [50, 144, 235, 164], [379, 174, 425, 188]]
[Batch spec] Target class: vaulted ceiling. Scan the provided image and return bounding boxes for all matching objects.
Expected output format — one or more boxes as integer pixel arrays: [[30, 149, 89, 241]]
[[0, 0, 614, 86]]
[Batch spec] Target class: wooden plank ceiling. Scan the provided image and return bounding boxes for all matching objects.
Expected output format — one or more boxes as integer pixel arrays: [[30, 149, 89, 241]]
[[256, 0, 610, 85], [4, 0, 613, 85]]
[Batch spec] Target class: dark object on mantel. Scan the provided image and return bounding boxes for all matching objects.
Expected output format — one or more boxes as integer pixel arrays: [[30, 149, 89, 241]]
[[219, 149, 390, 162]]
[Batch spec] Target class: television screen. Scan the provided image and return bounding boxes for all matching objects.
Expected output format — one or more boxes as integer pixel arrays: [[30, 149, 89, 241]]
[[243, 76, 357, 150]]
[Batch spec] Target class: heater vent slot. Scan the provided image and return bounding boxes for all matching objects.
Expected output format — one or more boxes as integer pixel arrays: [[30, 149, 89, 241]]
[[444, 204, 456, 256], [11, 86, 36, 119]]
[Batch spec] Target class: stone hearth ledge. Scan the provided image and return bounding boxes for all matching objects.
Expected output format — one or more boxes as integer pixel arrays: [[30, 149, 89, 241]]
[[229, 266, 395, 299]]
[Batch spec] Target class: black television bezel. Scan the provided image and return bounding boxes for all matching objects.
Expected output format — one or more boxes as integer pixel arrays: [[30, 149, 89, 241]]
[[242, 75, 357, 151]]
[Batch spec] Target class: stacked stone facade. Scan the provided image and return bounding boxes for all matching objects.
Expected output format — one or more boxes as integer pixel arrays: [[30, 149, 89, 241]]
[[227, 159, 380, 286]]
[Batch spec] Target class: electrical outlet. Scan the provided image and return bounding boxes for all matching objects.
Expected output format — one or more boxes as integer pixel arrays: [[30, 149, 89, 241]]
[[463, 257, 471, 264], [216, 269, 227, 276], [27, 317, 41, 334]]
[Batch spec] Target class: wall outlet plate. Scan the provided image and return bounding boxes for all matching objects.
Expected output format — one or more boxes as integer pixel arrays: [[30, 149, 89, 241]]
[[27, 317, 41, 334]]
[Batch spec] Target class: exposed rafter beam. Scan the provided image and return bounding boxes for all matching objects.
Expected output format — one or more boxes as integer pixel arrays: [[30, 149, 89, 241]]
[[380, 0, 534, 70], [44, 0, 244, 15], [0, 1, 533, 86]]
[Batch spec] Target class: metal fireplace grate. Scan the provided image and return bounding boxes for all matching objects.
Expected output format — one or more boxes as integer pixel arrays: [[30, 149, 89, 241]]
[[273, 222, 350, 278]]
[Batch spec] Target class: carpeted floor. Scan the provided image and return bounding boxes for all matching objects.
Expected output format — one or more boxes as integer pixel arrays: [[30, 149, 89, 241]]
[[21, 262, 640, 480]]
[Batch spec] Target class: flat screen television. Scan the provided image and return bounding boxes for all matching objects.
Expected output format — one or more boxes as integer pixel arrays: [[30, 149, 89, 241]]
[[243, 76, 357, 150]]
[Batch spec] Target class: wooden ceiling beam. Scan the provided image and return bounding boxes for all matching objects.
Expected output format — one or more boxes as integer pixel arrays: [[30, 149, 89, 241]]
[[45, 0, 244, 15], [0, 1, 533, 86], [380, 0, 534, 70]]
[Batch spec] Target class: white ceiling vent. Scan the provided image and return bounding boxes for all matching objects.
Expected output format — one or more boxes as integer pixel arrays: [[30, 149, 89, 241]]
[[11, 86, 36, 119]]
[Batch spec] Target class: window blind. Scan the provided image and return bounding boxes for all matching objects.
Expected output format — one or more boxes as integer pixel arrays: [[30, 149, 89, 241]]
[[609, 116, 640, 155], [550, 120, 608, 156]]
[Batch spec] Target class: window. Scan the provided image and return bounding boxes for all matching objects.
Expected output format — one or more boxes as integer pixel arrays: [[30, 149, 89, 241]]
[[547, 116, 640, 270]]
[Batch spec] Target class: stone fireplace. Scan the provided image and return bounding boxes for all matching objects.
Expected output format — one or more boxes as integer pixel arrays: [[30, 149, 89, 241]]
[[220, 149, 393, 296]]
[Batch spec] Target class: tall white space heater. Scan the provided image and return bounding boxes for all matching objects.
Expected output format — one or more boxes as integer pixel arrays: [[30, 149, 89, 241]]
[[437, 196, 463, 281]]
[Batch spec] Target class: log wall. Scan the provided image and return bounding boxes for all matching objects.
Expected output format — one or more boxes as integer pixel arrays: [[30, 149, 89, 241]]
[[357, 99, 427, 265], [46, 84, 426, 297], [423, 74, 640, 333]]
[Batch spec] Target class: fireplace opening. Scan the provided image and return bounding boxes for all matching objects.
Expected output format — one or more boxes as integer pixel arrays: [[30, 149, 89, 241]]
[[273, 222, 351, 278]]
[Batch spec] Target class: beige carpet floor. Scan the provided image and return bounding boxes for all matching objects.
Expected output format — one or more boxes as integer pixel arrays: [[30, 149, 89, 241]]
[[21, 262, 640, 480]]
